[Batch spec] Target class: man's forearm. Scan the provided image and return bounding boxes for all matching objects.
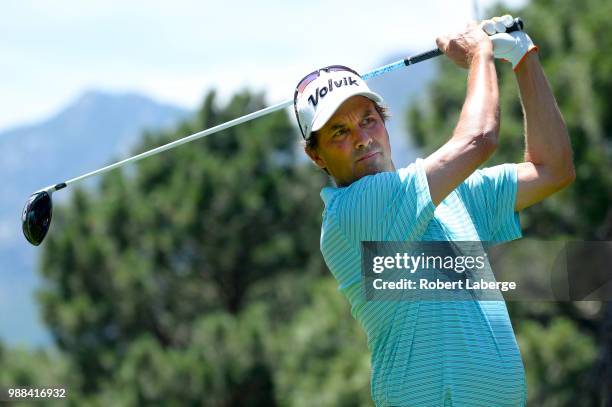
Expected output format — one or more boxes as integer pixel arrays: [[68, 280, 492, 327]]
[[516, 52, 574, 177], [453, 50, 500, 149]]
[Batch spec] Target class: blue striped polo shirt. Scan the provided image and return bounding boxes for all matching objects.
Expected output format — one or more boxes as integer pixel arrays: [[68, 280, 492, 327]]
[[319, 158, 526, 406]]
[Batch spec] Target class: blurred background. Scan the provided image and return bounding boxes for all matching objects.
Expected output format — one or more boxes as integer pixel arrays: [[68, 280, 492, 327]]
[[1, 0, 611, 405]]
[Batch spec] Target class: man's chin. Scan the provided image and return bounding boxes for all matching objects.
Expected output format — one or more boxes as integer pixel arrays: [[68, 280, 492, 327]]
[[357, 158, 392, 176], [354, 165, 387, 181], [336, 161, 393, 186]]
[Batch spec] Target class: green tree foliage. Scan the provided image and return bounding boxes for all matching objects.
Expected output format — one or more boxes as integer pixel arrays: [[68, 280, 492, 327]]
[[517, 317, 598, 406], [271, 278, 371, 407], [407, 0, 611, 403]]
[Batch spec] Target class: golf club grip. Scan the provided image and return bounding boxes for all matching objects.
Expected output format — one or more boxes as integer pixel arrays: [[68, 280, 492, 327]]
[[404, 17, 524, 66], [404, 49, 443, 66]]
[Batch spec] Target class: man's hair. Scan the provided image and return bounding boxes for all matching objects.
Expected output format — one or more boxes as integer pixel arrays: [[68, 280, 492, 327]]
[[303, 102, 390, 152]]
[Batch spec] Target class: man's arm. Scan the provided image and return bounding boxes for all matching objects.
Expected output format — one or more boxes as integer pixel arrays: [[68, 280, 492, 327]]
[[514, 51, 575, 211], [425, 23, 500, 206]]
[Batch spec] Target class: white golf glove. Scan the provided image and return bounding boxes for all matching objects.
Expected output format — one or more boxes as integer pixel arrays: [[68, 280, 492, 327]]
[[481, 15, 538, 71]]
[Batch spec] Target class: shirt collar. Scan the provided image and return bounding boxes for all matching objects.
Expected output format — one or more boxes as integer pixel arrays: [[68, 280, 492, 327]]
[[320, 186, 339, 206]]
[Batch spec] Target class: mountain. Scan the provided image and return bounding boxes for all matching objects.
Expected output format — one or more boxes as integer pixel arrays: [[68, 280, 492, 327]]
[[0, 90, 190, 347]]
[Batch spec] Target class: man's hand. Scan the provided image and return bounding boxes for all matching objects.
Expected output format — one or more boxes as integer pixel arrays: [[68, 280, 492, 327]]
[[436, 21, 493, 69], [482, 15, 537, 71]]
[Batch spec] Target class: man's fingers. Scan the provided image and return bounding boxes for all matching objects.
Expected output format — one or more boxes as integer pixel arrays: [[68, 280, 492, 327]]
[[481, 14, 515, 35], [492, 17, 507, 33], [482, 21, 496, 35], [436, 35, 449, 52], [501, 14, 514, 27], [438, 19, 480, 52]]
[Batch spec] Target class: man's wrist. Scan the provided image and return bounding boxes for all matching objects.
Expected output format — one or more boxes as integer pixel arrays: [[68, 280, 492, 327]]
[[470, 48, 494, 65], [513, 47, 540, 74]]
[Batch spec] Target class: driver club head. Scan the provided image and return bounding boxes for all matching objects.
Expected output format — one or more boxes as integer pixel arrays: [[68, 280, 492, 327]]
[[22, 190, 54, 246]]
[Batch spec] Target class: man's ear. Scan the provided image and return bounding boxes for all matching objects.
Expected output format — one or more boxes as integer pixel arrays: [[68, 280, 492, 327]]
[[304, 146, 327, 170]]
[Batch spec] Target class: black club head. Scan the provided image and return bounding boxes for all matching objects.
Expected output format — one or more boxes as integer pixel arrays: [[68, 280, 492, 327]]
[[22, 191, 53, 246]]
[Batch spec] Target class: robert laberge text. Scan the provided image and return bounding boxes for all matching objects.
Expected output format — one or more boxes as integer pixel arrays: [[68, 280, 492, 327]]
[[372, 278, 517, 292]]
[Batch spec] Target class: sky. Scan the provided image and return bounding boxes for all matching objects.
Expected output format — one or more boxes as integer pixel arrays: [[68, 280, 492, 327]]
[[0, 0, 526, 131]]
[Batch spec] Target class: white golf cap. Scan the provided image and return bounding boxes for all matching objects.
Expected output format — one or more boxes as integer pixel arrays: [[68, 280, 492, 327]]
[[294, 66, 383, 140]]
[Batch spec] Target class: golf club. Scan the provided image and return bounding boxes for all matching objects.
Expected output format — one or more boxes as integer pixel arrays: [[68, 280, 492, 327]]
[[21, 17, 524, 246]]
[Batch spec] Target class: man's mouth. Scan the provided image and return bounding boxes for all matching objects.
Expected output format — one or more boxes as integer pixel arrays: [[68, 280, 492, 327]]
[[357, 151, 380, 162]]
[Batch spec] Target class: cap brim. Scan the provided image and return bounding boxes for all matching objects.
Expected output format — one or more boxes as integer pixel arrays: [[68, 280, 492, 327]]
[[310, 90, 384, 134]]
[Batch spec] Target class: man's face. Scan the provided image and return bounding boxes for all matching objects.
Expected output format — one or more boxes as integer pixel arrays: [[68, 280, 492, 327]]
[[305, 96, 395, 187]]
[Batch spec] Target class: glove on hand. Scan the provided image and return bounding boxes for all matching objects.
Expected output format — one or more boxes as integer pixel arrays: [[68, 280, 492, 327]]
[[481, 15, 538, 71]]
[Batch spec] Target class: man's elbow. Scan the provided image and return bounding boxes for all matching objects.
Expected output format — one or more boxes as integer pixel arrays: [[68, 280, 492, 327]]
[[552, 160, 576, 190], [559, 164, 576, 188], [472, 130, 499, 162]]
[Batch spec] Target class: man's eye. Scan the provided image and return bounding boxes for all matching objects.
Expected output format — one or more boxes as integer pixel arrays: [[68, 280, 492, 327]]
[[333, 129, 348, 138], [362, 117, 375, 126]]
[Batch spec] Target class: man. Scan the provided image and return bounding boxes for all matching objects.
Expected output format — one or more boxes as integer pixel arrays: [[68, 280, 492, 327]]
[[293, 16, 575, 406]]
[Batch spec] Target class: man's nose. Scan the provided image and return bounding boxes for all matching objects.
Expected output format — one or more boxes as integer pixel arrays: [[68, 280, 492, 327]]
[[354, 128, 372, 149]]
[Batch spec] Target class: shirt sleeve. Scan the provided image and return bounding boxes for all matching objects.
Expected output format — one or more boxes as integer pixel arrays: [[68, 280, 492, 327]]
[[331, 158, 436, 243], [458, 163, 522, 244]]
